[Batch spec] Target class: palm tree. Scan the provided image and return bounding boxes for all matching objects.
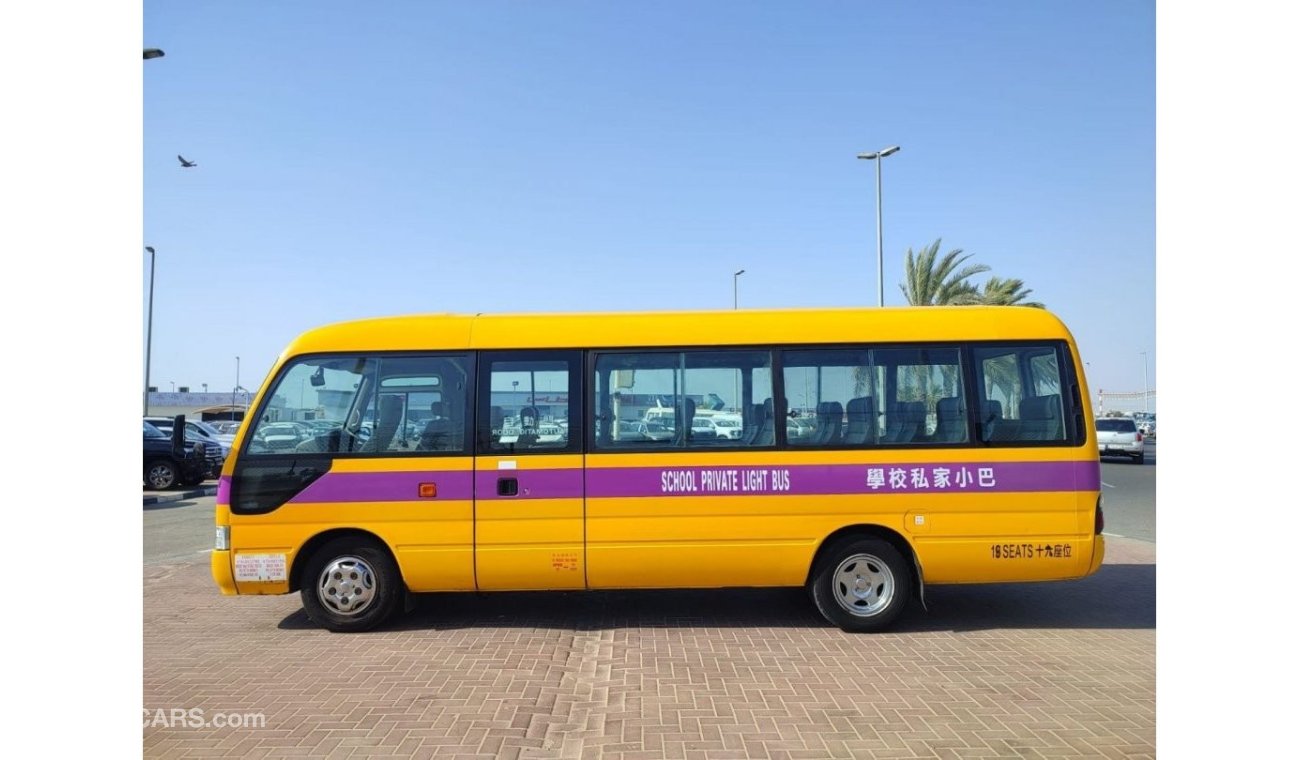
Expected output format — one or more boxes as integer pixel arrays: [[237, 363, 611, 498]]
[[899, 239, 990, 306], [977, 276, 1045, 308]]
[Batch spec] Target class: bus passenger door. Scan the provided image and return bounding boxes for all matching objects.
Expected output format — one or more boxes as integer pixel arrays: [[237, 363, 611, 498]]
[[473, 351, 586, 590]]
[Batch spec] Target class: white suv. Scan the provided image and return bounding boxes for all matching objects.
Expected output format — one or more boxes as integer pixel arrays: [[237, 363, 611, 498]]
[[1095, 417, 1146, 464]]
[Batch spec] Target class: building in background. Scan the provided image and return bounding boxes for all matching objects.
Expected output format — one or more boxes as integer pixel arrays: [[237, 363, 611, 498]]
[[146, 392, 251, 422]]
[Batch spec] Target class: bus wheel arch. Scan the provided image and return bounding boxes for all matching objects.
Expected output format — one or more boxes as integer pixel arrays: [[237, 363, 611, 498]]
[[292, 529, 405, 633], [806, 525, 924, 630]]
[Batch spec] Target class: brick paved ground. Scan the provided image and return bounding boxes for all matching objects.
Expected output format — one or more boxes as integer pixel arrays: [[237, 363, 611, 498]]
[[144, 538, 1155, 759]]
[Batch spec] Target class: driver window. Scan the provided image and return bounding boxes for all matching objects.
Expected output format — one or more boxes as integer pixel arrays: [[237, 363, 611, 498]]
[[244, 354, 472, 456]]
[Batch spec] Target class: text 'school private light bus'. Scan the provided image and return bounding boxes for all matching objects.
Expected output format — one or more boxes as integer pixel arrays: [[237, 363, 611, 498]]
[[212, 306, 1104, 633]]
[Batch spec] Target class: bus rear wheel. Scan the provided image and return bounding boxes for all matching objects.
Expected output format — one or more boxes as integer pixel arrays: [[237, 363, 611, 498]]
[[809, 537, 913, 632], [300, 538, 402, 632]]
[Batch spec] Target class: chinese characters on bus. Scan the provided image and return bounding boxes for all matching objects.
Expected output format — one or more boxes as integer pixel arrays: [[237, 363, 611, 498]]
[[867, 466, 997, 491], [990, 543, 1073, 560]]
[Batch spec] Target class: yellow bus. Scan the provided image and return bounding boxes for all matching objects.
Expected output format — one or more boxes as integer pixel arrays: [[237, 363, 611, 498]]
[[212, 306, 1104, 632]]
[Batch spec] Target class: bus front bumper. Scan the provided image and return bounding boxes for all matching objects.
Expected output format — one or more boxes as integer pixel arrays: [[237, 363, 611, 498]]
[[212, 550, 237, 595]]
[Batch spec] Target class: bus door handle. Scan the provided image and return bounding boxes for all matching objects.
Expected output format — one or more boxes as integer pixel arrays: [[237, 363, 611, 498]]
[[497, 477, 519, 497]]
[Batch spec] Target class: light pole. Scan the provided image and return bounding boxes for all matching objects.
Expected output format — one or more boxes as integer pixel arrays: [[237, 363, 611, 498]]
[[1140, 351, 1150, 414], [856, 146, 901, 307], [144, 48, 165, 60], [144, 246, 156, 414], [732, 269, 745, 411]]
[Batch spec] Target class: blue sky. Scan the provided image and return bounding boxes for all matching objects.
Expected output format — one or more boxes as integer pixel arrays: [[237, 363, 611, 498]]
[[144, 1, 1154, 399]]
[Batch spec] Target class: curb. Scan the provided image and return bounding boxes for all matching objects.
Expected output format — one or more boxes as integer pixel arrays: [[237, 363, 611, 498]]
[[143, 484, 218, 507]]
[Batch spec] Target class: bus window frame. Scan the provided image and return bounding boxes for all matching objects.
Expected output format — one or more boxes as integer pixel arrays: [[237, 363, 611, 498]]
[[586, 347, 780, 453], [476, 349, 584, 456], [781, 342, 975, 452], [581, 339, 1086, 455], [237, 350, 477, 461], [966, 340, 1085, 448]]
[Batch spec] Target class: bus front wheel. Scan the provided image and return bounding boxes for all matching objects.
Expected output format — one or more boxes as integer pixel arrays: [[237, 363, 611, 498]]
[[300, 538, 403, 633], [809, 537, 913, 632]]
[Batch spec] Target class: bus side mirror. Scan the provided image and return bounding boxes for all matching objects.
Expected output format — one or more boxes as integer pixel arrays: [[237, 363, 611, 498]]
[[171, 414, 186, 455]]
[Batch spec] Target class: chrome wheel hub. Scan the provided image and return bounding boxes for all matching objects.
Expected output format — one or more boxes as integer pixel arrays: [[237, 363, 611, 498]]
[[832, 553, 895, 617], [318, 556, 376, 616]]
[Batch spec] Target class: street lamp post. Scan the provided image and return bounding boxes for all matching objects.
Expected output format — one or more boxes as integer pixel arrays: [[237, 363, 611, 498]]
[[1140, 351, 1150, 414], [143, 53, 162, 410], [234, 356, 244, 412], [732, 269, 745, 411], [144, 246, 156, 414], [856, 146, 901, 307]]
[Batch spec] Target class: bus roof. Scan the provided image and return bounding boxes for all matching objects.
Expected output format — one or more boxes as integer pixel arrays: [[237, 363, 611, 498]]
[[279, 306, 1075, 357]]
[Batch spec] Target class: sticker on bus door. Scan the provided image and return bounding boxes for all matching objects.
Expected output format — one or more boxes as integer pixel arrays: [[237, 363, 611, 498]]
[[234, 553, 287, 582]]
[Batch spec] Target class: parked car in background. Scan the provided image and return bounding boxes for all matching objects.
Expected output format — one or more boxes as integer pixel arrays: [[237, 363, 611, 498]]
[[143, 420, 210, 490], [1131, 412, 1156, 438], [255, 422, 309, 451], [690, 418, 719, 440], [208, 420, 242, 435], [146, 416, 230, 457], [300, 419, 341, 442], [786, 417, 815, 442], [1095, 417, 1146, 464], [640, 420, 674, 441], [188, 418, 234, 456], [709, 416, 744, 440], [195, 420, 237, 451], [144, 416, 225, 477]]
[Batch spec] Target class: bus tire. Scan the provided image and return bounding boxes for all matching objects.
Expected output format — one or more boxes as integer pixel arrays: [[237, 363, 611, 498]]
[[300, 537, 403, 633], [809, 537, 912, 633]]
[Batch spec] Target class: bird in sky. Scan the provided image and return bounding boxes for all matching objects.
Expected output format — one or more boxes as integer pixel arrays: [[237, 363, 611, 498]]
[[177, 155, 197, 168]]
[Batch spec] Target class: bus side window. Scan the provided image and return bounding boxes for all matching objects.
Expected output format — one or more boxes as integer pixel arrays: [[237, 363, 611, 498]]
[[885, 348, 965, 445], [478, 352, 581, 454], [973, 345, 1069, 444]]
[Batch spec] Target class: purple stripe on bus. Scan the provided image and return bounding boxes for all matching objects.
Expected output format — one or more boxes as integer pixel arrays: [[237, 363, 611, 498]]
[[216, 475, 232, 505], [275, 460, 1098, 503], [475, 468, 585, 500], [585, 460, 1100, 498], [289, 470, 475, 503]]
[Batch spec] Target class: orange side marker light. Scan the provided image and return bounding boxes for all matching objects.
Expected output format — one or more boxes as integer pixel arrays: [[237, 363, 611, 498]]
[[418, 483, 437, 498]]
